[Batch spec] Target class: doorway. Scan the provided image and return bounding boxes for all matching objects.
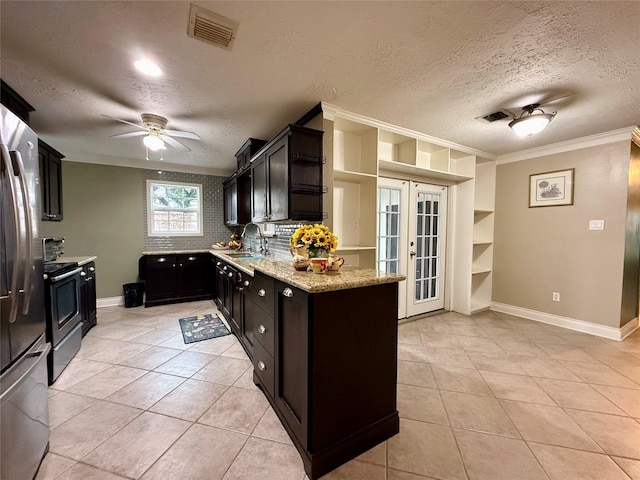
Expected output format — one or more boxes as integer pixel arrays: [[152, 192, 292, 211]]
[[377, 177, 448, 319]]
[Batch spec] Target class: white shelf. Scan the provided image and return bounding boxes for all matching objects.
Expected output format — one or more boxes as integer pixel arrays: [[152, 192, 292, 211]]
[[474, 209, 494, 215], [473, 240, 493, 246], [472, 266, 492, 275], [378, 159, 473, 183], [333, 169, 378, 182]]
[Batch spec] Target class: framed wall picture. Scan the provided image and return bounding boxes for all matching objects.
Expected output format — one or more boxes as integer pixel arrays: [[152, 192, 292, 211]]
[[529, 168, 574, 207]]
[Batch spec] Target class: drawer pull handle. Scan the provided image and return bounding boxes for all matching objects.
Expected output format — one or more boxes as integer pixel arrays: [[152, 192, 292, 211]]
[[283, 287, 294, 298], [228, 272, 233, 278], [223, 266, 228, 271], [188, 256, 197, 261], [258, 289, 266, 297], [257, 324, 266, 334], [80, 271, 86, 277], [157, 257, 166, 263], [89, 266, 95, 272], [243, 280, 250, 287], [216, 261, 221, 266], [219, 270, 224, 275], [257, 361, 266, 371]]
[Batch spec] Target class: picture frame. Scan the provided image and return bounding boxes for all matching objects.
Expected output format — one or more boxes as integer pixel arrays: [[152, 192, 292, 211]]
[[529, 168, 574, 208]]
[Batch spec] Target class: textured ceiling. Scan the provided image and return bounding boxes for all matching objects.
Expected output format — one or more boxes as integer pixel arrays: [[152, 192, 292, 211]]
[[1, 1, 638, 174]]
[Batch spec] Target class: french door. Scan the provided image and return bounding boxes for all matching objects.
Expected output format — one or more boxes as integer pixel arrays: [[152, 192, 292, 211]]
[[377, 178, 448, 318]]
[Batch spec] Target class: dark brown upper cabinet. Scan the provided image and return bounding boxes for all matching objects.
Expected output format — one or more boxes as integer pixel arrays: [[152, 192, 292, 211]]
[[38, 140, 64, 221], [251, 124, 324, 223]]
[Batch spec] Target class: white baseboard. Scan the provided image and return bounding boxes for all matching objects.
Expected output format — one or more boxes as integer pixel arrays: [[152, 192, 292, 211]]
[[490, 302, 639, 342], [97, 296, 124, 308]]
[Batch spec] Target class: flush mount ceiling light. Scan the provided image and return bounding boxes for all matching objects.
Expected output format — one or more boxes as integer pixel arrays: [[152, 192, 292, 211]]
[[134, 59, 162, 77], [143, 131, 165, 151], [508, 104, 557, 137]]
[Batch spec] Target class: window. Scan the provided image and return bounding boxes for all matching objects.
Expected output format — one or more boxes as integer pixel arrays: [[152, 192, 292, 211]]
[[147, 180, 203, 236]]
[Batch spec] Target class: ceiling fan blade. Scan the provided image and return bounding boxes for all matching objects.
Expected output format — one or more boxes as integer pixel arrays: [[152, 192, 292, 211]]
[[101, 114, 146, 130], [110, 131, 148, 139], [161, 134, 191, 151], [164, 129, 200, 140]]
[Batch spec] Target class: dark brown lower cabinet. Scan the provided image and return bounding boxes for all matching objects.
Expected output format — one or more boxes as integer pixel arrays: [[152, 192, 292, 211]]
[[80, 262, 97, 336], [143, 254, 212, 307], [243, 271, 400, 480]]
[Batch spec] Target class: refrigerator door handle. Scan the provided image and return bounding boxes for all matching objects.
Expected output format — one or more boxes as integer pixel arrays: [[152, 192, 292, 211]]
[[11, 150, 33, 315], [0, 144, 22, 322]]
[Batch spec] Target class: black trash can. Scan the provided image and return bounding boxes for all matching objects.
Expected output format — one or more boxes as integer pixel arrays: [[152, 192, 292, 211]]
[[123, 282, 144, 308]]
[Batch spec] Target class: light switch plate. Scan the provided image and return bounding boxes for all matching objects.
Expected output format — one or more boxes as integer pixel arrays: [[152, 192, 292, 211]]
[[589, 220, 605, 231]]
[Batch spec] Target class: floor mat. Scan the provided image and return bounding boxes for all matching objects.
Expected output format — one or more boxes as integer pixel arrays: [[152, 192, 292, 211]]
[[178, 313, 231, 344]]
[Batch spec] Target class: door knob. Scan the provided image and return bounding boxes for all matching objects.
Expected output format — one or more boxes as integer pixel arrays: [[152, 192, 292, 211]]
[[410, 251, 417, 258]]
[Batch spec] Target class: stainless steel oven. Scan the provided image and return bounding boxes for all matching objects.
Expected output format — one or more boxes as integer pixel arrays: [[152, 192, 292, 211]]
[[43, 238, 83, 384], [47, 265, 82, 346]]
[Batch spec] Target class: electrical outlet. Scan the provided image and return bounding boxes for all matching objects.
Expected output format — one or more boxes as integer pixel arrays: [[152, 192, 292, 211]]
[[552, 292, 560, 302]]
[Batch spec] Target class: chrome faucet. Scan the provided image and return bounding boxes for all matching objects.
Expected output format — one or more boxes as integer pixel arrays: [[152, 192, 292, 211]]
[[241, 222, 268, 256]]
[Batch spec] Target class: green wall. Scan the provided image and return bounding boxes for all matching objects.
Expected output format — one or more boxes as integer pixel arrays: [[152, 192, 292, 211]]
[[40, 162, 144, 298]]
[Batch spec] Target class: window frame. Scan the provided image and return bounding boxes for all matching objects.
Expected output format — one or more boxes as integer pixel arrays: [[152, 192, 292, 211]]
[[147, 179, 203, 237]]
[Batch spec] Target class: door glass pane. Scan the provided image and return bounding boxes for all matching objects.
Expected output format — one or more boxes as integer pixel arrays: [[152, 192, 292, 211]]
[[414, 190, 442, 302], [377, 186, 402, 273]]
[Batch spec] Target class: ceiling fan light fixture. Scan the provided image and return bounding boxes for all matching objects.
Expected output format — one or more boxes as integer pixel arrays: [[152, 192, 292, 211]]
[[134, 59, 162, 77], [508, 104, 556, 137], [143, 133, 165, 151]]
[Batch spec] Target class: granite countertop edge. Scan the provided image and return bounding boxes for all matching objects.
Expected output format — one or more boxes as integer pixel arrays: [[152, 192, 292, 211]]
[[211, 250, 405, 293], [53, 255, 97, 266]]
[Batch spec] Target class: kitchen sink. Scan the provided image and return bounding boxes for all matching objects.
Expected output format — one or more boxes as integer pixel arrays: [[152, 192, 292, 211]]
[[226, 252, 264, 261]]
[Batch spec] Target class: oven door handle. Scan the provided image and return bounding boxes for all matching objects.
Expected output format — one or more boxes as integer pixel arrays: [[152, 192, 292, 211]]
[[50, 267, 82, 283]]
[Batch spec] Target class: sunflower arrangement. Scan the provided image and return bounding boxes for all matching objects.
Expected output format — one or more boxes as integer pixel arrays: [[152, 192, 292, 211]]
[[290, 224, 338, 257]]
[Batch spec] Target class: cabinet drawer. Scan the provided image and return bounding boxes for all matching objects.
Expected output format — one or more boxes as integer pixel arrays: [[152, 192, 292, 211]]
[[252, 341, 274, 398], [249, 301, 274, 356], [244, 272, 274, 316]]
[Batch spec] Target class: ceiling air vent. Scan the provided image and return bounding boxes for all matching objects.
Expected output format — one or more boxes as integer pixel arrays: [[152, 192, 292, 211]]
[[188, 4, 239, 51], [475, 110, 512, 124]]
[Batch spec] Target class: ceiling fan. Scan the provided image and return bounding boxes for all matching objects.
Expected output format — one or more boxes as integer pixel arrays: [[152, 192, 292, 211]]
[[102, 113, 200, 152]]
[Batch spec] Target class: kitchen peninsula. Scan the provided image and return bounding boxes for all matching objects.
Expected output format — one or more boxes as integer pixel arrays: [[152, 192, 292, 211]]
[[212, 251, 405, 479]]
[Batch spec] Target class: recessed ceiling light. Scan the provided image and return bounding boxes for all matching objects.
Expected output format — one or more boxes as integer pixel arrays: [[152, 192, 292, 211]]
[[134, 59, 162, 77]]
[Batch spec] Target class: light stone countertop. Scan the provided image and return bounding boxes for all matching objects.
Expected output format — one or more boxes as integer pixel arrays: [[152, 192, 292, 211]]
[[211, 250, 405, 293], [141, 249, 213, 255], [53, 255, 97, 266]]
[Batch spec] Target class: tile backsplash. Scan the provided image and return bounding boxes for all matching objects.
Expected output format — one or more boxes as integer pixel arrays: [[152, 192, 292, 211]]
[[143, 169, 233, 251]]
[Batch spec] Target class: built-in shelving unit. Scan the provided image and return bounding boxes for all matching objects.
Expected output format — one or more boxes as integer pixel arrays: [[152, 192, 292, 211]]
[[471, 160, 496, 313], [315, 104, 497, 316]]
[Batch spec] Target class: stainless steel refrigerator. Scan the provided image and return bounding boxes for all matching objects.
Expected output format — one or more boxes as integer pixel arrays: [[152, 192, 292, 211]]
[[1, 104, 50, 479]]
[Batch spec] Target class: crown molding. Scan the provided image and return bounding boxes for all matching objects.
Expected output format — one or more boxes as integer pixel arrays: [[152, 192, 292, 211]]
[[321, 102, 497, 160], [497, 126, 637, 165], [62, 153, 233, 177]]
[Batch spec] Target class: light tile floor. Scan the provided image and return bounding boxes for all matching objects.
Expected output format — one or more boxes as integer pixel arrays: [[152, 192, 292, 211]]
[[37, 301, 640, 480]]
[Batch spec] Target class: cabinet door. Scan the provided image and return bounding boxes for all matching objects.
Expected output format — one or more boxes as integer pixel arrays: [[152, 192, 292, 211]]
[[223, 176, 238, 226], [236, 169, 252, 225], [176, 254, 208, 297], [251, 155, 268, 222], [266, 139, 288, 222], [38, 142, 63, 221], [47, 155, 63, 220], [230, 270, 244, 338], [80, 262, 97, 336], [274, 281, 309, 449], [214, 262, 225, 309], [145, 256, 178, 299]]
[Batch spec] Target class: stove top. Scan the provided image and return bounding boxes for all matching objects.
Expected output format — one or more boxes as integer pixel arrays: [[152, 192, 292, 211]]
[[43, 262, 78, 275]]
